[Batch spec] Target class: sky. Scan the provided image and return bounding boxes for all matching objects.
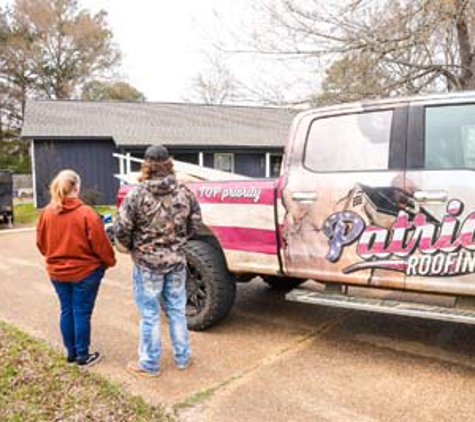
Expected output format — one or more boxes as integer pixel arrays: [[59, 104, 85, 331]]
[[0, 0, 315, 104], [79, 0, 251, 102], [0, 0, 263, 102]]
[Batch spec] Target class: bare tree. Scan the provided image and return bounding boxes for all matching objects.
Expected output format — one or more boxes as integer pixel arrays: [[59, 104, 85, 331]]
[[186, 55, 241, 105], [245, 0, 475, 103], [0, 0, 121, 130]]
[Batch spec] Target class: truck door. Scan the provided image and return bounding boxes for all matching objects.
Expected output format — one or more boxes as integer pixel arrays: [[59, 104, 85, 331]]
[[280, 104, 409, 289], [404, 101, 475, 296]]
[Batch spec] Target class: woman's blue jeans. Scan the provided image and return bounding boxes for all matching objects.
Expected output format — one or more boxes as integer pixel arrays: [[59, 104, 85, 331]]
[[52, 266, 104, 360], [133, 265, 190, 374]]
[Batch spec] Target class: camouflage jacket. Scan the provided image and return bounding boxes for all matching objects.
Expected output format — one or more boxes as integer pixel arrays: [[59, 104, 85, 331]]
[[114, 174, 202, 274]]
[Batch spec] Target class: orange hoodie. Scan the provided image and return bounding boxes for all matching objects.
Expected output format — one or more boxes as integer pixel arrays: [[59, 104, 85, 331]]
[[36, 198, 116, 282]]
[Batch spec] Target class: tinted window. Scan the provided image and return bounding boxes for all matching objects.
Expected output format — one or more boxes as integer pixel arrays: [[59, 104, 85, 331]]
[[425, 104, 475, 170], [305, 110, 392, 172]]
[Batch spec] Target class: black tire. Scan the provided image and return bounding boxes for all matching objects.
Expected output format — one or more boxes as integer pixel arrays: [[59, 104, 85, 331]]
[[262, 275, 305, 292], [185, 239, 236, 330]]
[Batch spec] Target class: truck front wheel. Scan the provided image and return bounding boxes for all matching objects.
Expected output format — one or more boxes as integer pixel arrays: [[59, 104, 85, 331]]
[[185, 240, 236, 330]]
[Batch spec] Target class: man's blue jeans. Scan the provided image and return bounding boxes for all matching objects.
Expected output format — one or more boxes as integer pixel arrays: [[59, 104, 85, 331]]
[[52, 266, 104, 361], [133, 265, 190, 374]]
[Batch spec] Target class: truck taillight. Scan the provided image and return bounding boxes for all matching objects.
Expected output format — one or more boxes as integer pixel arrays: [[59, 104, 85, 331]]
[[117, 195, 124, 209], [116, 185, 131, 209]]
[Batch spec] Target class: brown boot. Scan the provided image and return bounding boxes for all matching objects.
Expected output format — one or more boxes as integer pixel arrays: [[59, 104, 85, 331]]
[[126, 361, 160, 378]]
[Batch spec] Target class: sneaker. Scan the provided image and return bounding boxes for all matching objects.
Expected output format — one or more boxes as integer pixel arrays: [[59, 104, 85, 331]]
[[126, 361, 160, 378], [66, 355, 77, 364], [77, 352, 102, 368], [177, 359, 193, 370]]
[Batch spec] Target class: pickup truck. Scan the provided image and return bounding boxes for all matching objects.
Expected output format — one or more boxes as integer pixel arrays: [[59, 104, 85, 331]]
[[118, 92, 475, 330]]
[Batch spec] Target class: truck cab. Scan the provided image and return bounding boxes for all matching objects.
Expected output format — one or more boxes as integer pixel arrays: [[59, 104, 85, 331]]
[[281, 94, 475, 295]]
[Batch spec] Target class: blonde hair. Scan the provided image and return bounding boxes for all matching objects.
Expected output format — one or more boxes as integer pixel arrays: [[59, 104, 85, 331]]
[[49, 170, 81, 210]]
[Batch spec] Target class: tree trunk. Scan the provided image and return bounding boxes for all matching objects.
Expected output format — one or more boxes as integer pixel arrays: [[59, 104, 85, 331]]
[[455, 0, 475, 89], [0, 96, 3, 141]]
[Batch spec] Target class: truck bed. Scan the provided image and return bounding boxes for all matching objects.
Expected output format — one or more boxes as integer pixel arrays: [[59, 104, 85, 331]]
[[117, 178, 281, 275]]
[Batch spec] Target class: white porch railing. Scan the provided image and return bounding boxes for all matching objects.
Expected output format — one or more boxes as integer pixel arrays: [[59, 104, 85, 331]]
[[113, 153, 250, 185]]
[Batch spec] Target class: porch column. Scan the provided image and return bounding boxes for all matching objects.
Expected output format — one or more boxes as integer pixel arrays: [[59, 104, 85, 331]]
[[31, 140, 38, 208], [119, 151, 125, 186], [199, 151, 204, 167], [265, 152, 271, 178], [125, 152, 132, 175]]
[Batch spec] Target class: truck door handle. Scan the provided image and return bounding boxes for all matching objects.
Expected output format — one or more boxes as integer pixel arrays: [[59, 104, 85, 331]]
[[414, 190, 448, 203], [292, 192, 317, 203]]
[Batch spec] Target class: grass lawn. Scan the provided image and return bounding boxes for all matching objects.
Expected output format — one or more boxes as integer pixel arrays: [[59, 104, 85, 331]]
[[13, 203, 117, 226], [13, 203, 39, 225], [0, 321, 171, 422], [94, 205, 117, 216]]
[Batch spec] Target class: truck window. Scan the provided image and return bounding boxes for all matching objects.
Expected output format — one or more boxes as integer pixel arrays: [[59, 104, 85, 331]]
[[304, 110, 393, 172], [425, 104, 475, 170]]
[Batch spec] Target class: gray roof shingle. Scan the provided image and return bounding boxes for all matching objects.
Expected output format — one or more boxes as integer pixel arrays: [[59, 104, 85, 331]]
[[21, 100, 297, 148]]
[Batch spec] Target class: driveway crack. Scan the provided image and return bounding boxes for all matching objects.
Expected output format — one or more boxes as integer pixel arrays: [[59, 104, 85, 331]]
[[173, 310, 352, 416]]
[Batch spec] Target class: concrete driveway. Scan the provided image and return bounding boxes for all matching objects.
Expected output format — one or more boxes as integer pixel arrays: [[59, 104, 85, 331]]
[[1, 229, 475, 421]]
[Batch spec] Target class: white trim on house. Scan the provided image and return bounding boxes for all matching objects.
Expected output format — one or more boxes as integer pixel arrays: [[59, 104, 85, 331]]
[[265, 152, 271, 178], [118, 153, 125, 185], [269, 153, 283, 178], [30, 140, 38, 208], [125, 152, 132, 175]]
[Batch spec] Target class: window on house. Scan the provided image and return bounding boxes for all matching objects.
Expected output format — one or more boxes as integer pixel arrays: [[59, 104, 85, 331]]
[[214, 153, 234, 173], [304, 110, 393, 172], [425, 104, 475, 170]]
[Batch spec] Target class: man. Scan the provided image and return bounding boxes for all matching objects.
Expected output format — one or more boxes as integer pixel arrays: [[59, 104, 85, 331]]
[[114, 145, 202, 377]]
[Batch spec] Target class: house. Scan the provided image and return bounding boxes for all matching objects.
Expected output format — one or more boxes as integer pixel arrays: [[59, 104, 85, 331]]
[[21, 100, 297, 207]]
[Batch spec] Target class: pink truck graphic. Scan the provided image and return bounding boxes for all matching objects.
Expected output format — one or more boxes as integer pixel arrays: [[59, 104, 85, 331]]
[[118, 92, 475, 329]]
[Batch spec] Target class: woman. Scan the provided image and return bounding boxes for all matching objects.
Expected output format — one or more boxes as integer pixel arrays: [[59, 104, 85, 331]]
[[37, 169, 116, 367]]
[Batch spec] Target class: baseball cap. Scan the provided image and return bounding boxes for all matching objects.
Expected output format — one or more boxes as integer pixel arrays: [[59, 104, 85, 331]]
[[144, 145, 169, 162]]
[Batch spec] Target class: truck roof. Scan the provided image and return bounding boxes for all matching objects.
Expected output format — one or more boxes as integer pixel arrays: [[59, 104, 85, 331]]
[[298, 90, 475, 119]]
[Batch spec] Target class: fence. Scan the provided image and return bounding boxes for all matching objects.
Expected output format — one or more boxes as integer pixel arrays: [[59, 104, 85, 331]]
[[113, 153, 250, 185]]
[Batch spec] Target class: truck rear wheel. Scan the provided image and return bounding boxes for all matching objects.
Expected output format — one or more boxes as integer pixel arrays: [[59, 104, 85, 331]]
[[185, 240, 236, 330], [262, 275, 305, 292]]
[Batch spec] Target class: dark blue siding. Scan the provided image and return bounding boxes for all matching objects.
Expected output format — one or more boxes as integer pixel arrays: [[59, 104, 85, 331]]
[[203, 153, 214, 168], [173, 153, 199, 164], [34, 139, 119, 207], [33, 141, 283, 207]]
